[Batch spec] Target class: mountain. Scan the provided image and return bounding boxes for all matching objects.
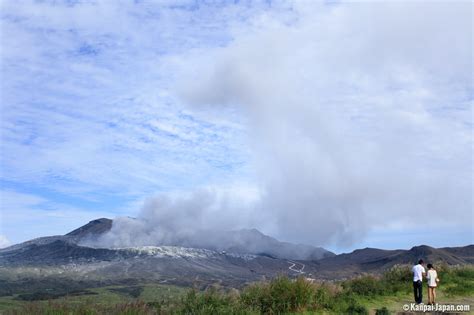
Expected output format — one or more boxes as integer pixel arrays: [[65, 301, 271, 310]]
[[66, 218, 113, 238], [0, 218, 297, 287], [172, 228, 335, 260], [67, 218, 334, 260], [0, 218, 332, 286], [0, 218, 472, 286], [305, 245, 474, 279]]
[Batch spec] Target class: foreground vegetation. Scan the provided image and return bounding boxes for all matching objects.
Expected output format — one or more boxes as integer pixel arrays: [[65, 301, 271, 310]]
[[1, 265, 473, 314]]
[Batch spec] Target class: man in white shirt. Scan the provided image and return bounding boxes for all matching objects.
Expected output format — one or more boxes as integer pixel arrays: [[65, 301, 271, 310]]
[[412, 259, 426, 304]]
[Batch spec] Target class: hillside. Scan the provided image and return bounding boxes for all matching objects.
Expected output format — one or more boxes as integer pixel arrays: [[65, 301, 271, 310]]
[[306, 245, 474, 279], [0, 218, 472, 285]]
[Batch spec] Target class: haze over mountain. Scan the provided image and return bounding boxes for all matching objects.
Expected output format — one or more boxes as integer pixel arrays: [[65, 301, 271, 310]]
[[1, 219, 472, 285], [79, 218, 333, 261], [2, 218, 333, 262]]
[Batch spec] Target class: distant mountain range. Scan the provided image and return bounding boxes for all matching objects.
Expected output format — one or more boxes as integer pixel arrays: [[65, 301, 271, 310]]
[[305, 244, 474, 279], [0, 218, 472, 286]]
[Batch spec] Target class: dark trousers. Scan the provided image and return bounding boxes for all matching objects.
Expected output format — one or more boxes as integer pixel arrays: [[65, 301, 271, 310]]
[[413, 280, 423, 303]]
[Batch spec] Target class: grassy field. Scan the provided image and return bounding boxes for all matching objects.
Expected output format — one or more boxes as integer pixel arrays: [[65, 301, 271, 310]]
[[0, 283, 186, 313], [0, 265, 472, 314]]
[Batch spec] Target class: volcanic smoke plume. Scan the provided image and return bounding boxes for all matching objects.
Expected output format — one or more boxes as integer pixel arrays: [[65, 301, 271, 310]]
[[93, 2, 472, 249]]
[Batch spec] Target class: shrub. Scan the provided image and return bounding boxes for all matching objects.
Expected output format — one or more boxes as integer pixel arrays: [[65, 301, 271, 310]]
[[382, 265, 412, 294], [444, 281, 474, 297], [240, 276, 317, 314], [375, 306, 390, 315], [178, 287, 243, 315], [454, 266, 474, 279], [290, 277, 314, 311], [313, 284, 334, 310], [346, 304, 369, 315], [342, 275, 385, 297]]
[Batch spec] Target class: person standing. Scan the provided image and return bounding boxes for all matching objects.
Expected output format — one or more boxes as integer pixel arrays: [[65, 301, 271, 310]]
[[412, 259, 426, 304], [426, 264, 439, 304]]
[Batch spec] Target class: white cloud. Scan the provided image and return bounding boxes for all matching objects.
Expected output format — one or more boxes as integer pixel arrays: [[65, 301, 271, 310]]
[[178, 1, 472, 246], [1, 1, 258, 199]]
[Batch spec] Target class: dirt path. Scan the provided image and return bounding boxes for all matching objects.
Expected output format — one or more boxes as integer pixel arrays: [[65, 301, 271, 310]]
[[287, 260, 305, 274]]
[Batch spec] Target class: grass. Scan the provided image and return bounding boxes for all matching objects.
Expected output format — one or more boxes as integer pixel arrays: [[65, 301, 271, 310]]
[[0, 284, 187, 314], [0, 265, 473, 314]]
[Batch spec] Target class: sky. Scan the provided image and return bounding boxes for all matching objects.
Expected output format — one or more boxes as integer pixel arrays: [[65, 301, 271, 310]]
[[0, 0, 472, 253]]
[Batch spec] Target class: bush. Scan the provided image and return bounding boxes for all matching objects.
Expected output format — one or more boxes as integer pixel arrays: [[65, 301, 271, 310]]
[[342, 276, 385, 297], [346, 304, 369, 315], [290, 277, 314, 311], [325, 291, 365, 314], [240, 282, 271, 313], [240, 276, 317, 314], [382, 265, 412, 294], [313, 284, 335, 310], [454, 266, 474, 279], [375, 306, 390, 315], [179, 287, 243, 315], [444, 281, 474, 297]]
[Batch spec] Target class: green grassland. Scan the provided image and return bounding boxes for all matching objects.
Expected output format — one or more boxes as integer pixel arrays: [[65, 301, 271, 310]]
[[0, 283, 186, 313], [0, 265, 472, 314]]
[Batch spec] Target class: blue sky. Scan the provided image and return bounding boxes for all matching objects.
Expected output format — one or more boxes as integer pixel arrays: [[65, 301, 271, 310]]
[[1, 1, 472, 253]]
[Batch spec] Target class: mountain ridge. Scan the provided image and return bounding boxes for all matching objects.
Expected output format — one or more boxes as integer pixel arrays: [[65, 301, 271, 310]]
[[1, 218, 472, 285], [73, 218, 335, 260]]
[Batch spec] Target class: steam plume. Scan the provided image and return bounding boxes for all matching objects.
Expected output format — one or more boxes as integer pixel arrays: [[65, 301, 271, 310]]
[[93, 2, 471, 249]]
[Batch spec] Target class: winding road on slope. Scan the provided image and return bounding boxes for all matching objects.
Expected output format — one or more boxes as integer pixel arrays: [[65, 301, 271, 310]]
[[287, 260, 305, 274]]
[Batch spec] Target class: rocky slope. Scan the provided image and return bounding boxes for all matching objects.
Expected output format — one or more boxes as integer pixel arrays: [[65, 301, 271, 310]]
[[0, 218, 472, 285]]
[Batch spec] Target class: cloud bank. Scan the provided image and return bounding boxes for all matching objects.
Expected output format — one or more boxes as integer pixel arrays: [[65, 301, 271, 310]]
[[175, 1, 472, 246]]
